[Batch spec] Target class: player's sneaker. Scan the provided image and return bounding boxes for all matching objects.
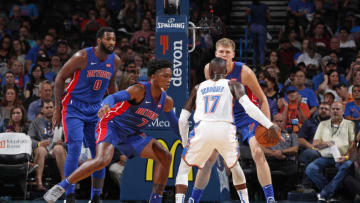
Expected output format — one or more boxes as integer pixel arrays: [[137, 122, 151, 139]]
[[88, 195, 102, 203], [267, 197, 277, 203], [317, 193, 327, 202], [44, 184, 65, 203], [64, 193, 76, 203]]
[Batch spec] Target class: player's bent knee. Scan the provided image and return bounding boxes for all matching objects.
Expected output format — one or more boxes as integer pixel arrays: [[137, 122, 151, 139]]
[[251, 145, 265, 163], [161, 150, 172, 166], [94, 156, 112, 170]]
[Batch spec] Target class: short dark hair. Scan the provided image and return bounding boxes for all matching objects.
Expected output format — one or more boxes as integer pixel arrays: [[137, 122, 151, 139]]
[[147, 59, 172, 77], [96, 27, 115, 39], [41, 99, 54, 107]]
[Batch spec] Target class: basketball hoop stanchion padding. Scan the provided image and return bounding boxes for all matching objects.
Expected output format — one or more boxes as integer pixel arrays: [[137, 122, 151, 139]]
[[120, 0, 221, 201]]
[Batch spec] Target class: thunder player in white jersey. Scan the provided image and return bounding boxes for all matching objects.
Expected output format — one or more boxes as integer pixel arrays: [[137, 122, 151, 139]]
[[178, 57, 280, 203]]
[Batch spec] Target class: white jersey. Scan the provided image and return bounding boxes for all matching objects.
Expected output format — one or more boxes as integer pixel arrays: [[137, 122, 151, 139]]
[[194, 79, 234, 123]]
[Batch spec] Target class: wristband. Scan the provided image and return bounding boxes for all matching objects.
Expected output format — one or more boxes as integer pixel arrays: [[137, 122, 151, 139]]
[[345, 155, 349, 160], [38, 142, 41, 147]]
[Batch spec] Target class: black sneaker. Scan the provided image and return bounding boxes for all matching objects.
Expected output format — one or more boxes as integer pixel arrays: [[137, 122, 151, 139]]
[[89, 195, 102, 203], [64, 193, 76, 203]]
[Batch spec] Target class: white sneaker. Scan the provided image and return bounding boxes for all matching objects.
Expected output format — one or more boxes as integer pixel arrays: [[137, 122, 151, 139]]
[[317, 193, 327, 202], [44, 185, 65, 203]]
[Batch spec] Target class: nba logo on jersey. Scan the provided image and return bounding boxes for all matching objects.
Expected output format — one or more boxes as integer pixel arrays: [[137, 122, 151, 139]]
[[231, 78, 237, 81], [157, 104, 162, 108], [106, 63, 111, 68]]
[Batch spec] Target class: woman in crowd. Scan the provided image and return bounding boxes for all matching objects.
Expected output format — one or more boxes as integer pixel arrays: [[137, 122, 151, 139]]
[[24, 65, 46, 107], [5, 105, 28, 133], [0, 87, 21, 121]]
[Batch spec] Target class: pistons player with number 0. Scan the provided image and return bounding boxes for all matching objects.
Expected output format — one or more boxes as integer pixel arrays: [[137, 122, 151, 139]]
[[51, 27, 119, 203]]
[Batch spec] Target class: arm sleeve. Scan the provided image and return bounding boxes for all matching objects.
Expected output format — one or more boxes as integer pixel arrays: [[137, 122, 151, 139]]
[[164, 110, 180, 136], [102, 90, 131, 107]]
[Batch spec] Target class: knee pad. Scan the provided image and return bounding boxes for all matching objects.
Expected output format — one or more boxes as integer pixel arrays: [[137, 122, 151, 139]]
[[176, 158, 191, 186]]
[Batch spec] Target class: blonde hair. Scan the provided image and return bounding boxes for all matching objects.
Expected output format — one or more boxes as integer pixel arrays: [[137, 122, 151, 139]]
[[215, 38, 235, 51]]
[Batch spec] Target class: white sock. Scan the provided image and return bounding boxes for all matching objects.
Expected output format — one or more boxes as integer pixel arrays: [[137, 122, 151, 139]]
[[238, 95, 273, 129], [237, 188, 249, 203], [175, 193, 185, 203]]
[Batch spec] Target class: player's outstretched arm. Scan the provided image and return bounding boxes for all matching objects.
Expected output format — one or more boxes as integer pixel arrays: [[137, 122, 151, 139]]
[[99, 84, 146, 118], [229, 81, 273, 129], [53, 50, 88, 128]]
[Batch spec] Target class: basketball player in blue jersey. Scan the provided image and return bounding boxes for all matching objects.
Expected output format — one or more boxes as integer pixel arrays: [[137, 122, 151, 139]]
[[51, 27, 119, 203], [175, 38, 277, 203], [45, 59, 180, 203]]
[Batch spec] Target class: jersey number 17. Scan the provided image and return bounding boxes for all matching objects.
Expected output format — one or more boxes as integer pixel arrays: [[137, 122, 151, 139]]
[[204, 95, 221, 113]]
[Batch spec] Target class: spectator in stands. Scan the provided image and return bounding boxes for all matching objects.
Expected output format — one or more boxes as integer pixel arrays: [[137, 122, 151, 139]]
[[62, 11, 82, 43], [334, 83, 353, 105], [0, 87, 21, 122], [25, 33, 55, 72], [245, 0, 271, 67], [7, 6, 24, 35], [349, 70, 360, 94], [1, 72, 19, 94], [294, 70, 319, 115], [288, 0, 315, 27], [98, 7, 113, 27], [312, 61, 348, 91], [5, 105, 28, 133], [261, 76, 279, 119], [264, 113, 299, 190], [306, 102, 355, 201], [18, 26, 35, 48], [50, 55, 62, 74], [296, 39, 321, 68], [10, 0, 39, 21], [55, 40, 70, 64], [264, 51, 282, 77], [343, 133, 360, 201], [27, 80, 52, 121], [279, 15, 305, 41], [0, 35, 12, 70], [28, 99, 66, 191], [36, 53, 55, 82], [0, 17, 12, 40], [118, 0, 141, 33], [329, 36, 356, 71], [297, 102, 330, 189], [339, 27, 357, 49], [278, 37, 299, 69], [318, 70, 340, 100], [80, 9, 107, 34], [130, 18, 154, 46], [288, 28, 302, 50], [9, 60, 25, 90], [24, 65, 45, 107], [12, 38, 26, 65], [265, 65, 283, 90], [279, 86, 311, 133], [344, 85, 360, 131]]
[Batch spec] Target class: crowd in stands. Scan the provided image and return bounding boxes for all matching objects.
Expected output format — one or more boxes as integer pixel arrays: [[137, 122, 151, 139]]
[[0, 0, 360, 201]]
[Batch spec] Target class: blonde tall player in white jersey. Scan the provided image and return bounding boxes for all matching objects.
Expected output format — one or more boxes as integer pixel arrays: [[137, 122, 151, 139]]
[[178, 57, 279, 203]]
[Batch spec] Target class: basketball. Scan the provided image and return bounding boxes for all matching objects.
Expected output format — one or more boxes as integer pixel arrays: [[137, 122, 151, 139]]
[[255, 125, 281, 147]]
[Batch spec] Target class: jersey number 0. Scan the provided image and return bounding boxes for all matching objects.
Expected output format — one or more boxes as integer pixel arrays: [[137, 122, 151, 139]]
[[93, 80, 102, 90]]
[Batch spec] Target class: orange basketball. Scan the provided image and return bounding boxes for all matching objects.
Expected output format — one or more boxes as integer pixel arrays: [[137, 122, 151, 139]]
[[255, 125, 281, 147]]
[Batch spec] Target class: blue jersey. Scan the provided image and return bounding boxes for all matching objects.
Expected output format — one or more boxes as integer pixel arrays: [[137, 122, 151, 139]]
[[62, 47, 115, 106], [226, 62, 258, 127], [98, 82, 167, 138]]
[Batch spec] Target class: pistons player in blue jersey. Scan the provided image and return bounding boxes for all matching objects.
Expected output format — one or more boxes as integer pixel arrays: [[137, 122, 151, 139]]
[[45, 59, 180, 203], [51, 27, 119, 203]]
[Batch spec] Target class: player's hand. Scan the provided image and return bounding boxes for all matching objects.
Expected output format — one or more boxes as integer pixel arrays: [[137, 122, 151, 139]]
[[52, 106, 62, 129], [268, 125, 284, 143], [98, 104, 110, 119]]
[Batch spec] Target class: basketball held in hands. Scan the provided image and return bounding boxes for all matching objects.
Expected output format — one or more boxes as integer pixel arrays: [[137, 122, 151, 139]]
[[255, 125, 281, 147]]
